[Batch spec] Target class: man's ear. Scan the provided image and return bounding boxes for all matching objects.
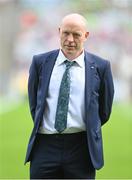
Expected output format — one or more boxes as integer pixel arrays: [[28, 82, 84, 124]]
[[85, 31, 89, 39], [84, 31, 89, 41], [58, 27, 61, 33]]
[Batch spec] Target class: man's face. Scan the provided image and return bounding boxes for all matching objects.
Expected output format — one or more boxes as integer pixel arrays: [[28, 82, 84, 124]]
[[59, 22, 89, 59]]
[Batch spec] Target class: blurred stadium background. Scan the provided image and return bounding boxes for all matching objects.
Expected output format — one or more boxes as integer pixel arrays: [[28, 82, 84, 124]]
[[0, 0, 132, 179]]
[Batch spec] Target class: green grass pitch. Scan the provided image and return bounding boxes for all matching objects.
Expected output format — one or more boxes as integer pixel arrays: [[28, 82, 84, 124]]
[[0, 101, 132, 179]]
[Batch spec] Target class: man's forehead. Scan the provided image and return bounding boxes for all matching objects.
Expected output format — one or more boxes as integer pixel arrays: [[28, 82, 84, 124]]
[[62, 20, 84, 27], [60, 18, 87, 32], [61, 22, 85, 32]]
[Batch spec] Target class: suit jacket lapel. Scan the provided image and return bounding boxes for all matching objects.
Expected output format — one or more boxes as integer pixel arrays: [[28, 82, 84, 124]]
[[41, 50, 59, 107], [84, 51, 95, 114]]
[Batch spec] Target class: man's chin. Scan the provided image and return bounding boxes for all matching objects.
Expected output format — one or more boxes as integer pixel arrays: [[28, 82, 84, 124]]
[[65, 47, 76, 53], [65, 50, 75, 55], [61, 48, 80, 59]]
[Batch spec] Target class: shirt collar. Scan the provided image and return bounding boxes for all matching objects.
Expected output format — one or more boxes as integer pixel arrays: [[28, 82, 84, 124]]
[[56, 49, 84, 68]]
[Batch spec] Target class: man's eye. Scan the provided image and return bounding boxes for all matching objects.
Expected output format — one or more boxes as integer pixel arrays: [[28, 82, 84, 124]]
[[63, 32, 69, 35], [73, 33, 81, 37]]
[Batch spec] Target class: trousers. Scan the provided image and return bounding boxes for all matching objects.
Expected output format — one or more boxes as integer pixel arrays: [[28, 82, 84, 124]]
[[30, 131, 95, 179]]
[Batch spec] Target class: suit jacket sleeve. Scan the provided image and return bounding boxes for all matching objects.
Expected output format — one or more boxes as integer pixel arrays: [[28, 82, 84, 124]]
[[99, 61, 114, 125], [28, 56, 39, 121]]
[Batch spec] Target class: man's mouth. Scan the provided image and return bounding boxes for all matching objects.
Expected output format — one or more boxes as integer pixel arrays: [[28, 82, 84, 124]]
[[65, 45, 75, 48]]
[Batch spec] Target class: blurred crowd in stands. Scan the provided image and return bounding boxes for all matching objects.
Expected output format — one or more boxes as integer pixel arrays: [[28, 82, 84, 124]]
[[0, 0, 132, 103]]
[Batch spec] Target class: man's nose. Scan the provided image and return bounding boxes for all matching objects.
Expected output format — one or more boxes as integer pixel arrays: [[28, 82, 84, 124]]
[[67, 34, 74, 42]]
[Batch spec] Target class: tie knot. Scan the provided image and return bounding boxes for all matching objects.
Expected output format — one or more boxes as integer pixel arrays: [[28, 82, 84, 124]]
[[65, 60, 75, 69]]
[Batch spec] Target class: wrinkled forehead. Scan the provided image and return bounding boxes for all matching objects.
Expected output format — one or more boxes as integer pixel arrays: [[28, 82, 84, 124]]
[[60, 21, 87, 33]]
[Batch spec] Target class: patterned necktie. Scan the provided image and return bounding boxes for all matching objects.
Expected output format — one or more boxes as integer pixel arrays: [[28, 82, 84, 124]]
[[55, 60, 75, 133]]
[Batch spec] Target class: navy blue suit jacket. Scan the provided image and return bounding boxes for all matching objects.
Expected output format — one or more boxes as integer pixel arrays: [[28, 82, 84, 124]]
[[25, 49, 114, 170]]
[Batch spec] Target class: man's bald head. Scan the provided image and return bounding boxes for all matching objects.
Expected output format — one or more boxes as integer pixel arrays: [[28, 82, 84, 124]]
[[60, 13, 88, 31]]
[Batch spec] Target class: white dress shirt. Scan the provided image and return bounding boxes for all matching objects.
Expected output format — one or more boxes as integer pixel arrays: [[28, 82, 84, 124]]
[[39, 49, 86, 134]]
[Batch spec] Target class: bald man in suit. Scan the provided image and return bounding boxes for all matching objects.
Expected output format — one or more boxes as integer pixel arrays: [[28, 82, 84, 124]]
[[25, 13, 114, 179]]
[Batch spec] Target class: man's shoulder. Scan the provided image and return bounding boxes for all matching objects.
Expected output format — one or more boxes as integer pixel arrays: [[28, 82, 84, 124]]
[[85, 51, 112, 79], [33, 49, 59, 61], [85, 51, 109, 65]]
